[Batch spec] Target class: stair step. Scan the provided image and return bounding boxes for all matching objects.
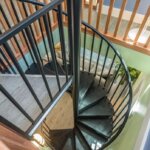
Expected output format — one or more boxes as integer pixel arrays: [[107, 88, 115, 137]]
[[25, 63, 55, 75], [76, 126, 91, 150], [79, 98, 113, 116], [78, 115, 111, 120], [62, 136, 73, 150], [77, 123, 107, 149], [79, 71, 94, 100], [79, 84, 106, 110], [49, 129, 72, 150], [44, 61, 65, 75], [78, 119, 113, 137], [78, 121, 108, 139]]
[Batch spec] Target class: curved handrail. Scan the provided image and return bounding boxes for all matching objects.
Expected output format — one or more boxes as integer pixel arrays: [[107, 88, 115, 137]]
[[0, 0, 133, 148], [81, 21, 132, 149]]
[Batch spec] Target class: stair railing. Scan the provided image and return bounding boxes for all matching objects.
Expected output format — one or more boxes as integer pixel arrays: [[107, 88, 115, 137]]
[[80, 22, 132, 149], [0, 0, 73, 138], [0, 0, 132, 149]]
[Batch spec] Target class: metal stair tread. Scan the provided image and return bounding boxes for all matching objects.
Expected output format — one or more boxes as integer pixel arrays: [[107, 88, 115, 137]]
[[79, 98, 113, 116], [76, 126, 91, 150], [62, 136, 73, 150], [77, 124, 107, 149], [25, 63, 55, 75], [49, 129, 72, 150], [79, 71, 94, 99], [75, 133, 86, 150], [44, 61, 65, 75], [78, 118, 113, 137], [79, 84, 107, 110]]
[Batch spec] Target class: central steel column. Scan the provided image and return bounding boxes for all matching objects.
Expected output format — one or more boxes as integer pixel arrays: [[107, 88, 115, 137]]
[[72, 0, 82, 122]]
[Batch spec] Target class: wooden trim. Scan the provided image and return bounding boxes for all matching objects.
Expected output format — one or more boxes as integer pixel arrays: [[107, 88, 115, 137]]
[[37, 0, 46, 32], [81, 0, 85, 20], [134, 6, 150, 44], [88, 0, 93, 25], [16, 2, 41, 41], [16, 1, 27, 19], [0, 13, 19, 56], [4, 1, 27, 48], [145, 36, 150, 48], [62, 2, 66, 22], [44, 0, 57, 25], [123, 0, 141, 40], [104, 0, 115, 34], [105, 33, 150, 56], [64, 0, 67, 21], [52, 9, 57, 25], [80, 25, 150, 56], [96, 0, 103, 30], [27, 3, 41, 37], [0, 124, 38, 150], [114, 0, 127, 37]]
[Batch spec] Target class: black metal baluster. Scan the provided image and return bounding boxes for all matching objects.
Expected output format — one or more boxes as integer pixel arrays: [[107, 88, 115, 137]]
[[113, 92, 129, 114], [0, 57, 10, 73], [110, 73, 126, 102], [0, 65, 3, 72], [22, 3, 43, 65], [89, 32, 95, 73], [10, 1, 36, 64], [0, 5, 30, 70], [22, 29, 36, 64], [112, 83, 128, 107], [83, 26, 87, 72], [99, 45, 110, 85], [47, 13, 55, 52], [113, 114, 126, 129], [57, 4, 68, 81], [107, 63, 122, 93], [35, 6, 50, 62], [104, 53, 116, 87], [30, 25, 44, 64], [43, 14, 61, 91], [111, 126, 122, 137], [113, 102, 129, 123], [66, 0, 74, 74], [46, 12, 65, 75], [3, 42, 44, 111], [25, 27, 53, 100], [0, 48, 16, 74], [0, 84, 34, 123], [94, 38, 103, 76]]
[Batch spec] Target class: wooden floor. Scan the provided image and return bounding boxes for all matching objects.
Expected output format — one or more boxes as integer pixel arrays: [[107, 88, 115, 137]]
[[0, 74, 66, 132], [44, 92, 74, 130]]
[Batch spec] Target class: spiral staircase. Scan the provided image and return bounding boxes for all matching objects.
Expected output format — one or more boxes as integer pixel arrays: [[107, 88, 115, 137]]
[[0, 0, 132, 149]]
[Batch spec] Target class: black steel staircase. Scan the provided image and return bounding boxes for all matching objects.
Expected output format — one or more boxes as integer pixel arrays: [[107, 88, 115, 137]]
[[0, 0, 132, 149]]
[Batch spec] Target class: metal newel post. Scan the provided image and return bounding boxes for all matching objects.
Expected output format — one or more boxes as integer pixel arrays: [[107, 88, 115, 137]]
[[72, 0, 82, 121]]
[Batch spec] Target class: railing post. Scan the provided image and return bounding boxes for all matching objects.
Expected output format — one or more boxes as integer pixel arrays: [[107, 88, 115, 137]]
[[72, 0, 82, 120]]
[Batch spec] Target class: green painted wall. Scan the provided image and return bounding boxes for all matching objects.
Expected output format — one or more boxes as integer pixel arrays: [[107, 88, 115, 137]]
[[112, 44, 150, 74], [13, 28, 60, 72], [64, 26, 150, 74]]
